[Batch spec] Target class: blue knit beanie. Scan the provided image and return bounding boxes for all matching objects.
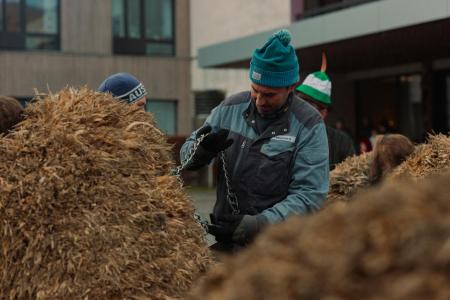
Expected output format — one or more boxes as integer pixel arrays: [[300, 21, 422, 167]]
[[97, 72, 147, 104], [249, 29, 299, 88]]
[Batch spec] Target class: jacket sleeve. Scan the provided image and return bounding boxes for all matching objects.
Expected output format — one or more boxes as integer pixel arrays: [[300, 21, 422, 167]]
[[179, 105, 223, 170], [260, 122, 330, 223]]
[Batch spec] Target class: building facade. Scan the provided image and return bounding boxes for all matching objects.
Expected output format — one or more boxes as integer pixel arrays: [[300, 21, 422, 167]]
[[0, 0, 191, 136], [190, 0, 291, 98], [190, 0, 292, 131], [198, 0, 450, 146]]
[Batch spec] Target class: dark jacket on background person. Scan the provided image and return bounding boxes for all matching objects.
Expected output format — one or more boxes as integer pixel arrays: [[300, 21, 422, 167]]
[[180, 91, 329, 224], [327, 126, 355, 170]]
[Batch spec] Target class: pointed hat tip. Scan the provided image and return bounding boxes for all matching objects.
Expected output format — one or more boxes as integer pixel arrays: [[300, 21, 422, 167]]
[[321, 52, 327, 72]]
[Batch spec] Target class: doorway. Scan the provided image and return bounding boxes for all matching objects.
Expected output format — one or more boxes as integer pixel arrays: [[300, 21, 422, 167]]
[[355, 74, 425, 143]]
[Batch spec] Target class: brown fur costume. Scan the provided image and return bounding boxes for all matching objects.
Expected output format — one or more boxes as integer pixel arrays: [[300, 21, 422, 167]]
[[369, 134, 414, 183], [0, 96, 23, 134]]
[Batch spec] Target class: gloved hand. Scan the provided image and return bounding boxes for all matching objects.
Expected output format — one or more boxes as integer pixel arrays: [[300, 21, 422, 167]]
[[208, 214, 268, 245], [183, 126, 234, 171], [207, 213, 239, 243], [196, 125, 233, 154]]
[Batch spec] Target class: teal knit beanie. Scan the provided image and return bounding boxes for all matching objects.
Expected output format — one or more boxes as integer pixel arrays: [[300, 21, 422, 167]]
[[249, 29, 299, 88]]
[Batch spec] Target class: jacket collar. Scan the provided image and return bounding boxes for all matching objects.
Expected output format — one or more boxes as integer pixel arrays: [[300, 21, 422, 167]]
[[243, 92, 293, 140]]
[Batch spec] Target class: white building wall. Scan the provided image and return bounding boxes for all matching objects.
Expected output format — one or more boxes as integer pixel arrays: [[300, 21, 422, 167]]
[[190, 0, 291, 96]]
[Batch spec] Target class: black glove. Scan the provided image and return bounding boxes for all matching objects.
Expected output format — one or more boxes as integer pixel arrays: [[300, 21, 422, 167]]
[[208, 214, 268, 245], [184, 126, 234, 171], [196, 125, 234, 154], [207, 213, 241, 243]]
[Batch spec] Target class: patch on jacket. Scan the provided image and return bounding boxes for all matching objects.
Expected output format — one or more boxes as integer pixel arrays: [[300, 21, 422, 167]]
[[271, 135, 296, 143]]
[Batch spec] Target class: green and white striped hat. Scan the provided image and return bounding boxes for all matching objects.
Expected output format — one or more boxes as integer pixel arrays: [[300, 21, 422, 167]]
[[296, 53, 332, 106]]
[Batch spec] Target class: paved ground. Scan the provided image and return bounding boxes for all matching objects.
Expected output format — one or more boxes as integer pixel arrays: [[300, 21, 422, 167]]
[[186, 187, 216, 245]]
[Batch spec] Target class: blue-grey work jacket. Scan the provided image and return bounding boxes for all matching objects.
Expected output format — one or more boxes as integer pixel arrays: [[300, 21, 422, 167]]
[[181, 91, 329, 223]]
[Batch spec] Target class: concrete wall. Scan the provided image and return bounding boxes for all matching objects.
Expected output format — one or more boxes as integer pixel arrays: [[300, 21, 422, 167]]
[[190, 0, 291, 96], [0, 0, 192, 135], [175, 0, 191, 59], [61, 0, 112, 55]]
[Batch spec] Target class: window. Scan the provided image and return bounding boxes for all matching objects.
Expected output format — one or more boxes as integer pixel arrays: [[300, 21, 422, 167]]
[[146, 99, 177, 135], [0, 0, 59, 50], [112, 0, 175, 56]]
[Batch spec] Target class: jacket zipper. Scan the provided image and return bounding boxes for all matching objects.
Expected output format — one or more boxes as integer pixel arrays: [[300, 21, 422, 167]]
[[231, 140, 246, 179]]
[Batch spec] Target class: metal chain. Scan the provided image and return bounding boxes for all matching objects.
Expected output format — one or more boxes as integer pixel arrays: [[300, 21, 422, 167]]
[[172, 133, 210, 232], [173, 132, 241, 233], [219, 151, 240, 215], [172, 133, 208, 181]]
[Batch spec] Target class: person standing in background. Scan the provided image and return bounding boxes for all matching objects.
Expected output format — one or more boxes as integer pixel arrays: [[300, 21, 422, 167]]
[[296, 53, 355, 170], [98, 72, 148, 110]]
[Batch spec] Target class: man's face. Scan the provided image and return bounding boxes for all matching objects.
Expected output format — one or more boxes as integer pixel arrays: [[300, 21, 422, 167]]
[[250, 83, 295, 115], [133, 97, 147, 110]]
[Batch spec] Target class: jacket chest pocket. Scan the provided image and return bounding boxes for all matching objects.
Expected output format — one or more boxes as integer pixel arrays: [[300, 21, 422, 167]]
[[250, 140, 295, 196]]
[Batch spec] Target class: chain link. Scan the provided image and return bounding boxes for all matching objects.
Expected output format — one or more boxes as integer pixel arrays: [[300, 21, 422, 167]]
[[172, 133, 210, 233], [173, 132, 240, 234], [172, 133, 208, 182], [219, 151, 240, 215], [194, 213, 210, 232]]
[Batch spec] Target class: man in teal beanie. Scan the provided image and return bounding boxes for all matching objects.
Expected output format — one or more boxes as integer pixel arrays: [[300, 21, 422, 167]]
[[181, 29, 329, 252]]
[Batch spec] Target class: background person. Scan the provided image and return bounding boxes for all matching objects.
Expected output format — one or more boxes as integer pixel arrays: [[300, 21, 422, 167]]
[[98, 72, 148, 110], [295, 53, 355, 170]]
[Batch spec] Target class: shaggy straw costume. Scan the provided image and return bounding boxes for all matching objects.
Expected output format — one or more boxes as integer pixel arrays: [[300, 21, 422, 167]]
[[390, 133, 450, 180], [190, 172, 450, 300], [327, 152, 372, 202], [327, 133, 450, 203], [0, 88, 211, 299]]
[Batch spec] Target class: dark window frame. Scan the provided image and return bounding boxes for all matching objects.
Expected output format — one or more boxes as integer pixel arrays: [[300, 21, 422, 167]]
[[0, 0, 61, 51], [113, 0, 176, 57], [0, 0, 60, 51]]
